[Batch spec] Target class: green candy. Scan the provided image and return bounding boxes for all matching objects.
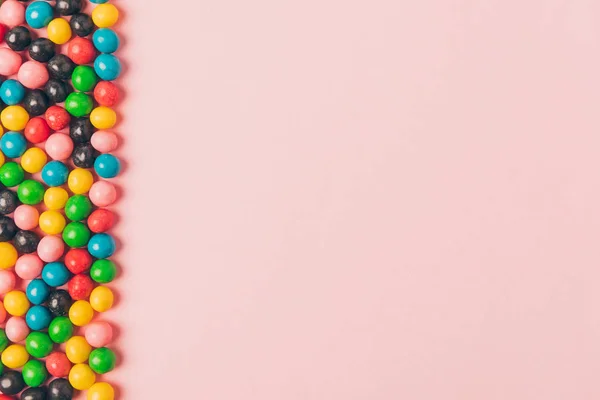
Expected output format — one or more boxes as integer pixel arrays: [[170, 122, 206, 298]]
[[65, 195, 93, 221], [65, 92, 93, 117], [71, 66, 98, 92], [0, 162, 24, 187], [48, 317, 74, 343], [17, 179, 45, 205], [89, 347, 116, 374], [90, 259, 117, 283], [0, 329, 9, 352], [26, 332, 54, 358], [22, 360, 48, 387], [62, 222, 91, 248]]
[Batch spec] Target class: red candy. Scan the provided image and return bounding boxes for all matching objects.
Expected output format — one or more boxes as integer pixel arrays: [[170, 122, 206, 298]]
[[68, 274, 94, 300], [87, 209, 115, 233], [0, 396, 14, 400], [45, 105, 70, 131], [46, 352, 72, 378], [94, 81, 119, 107], [64, 248, 92, 274], [0, 24, 7, 43], [24, 117, 50, 143], [67, 37, 96, 65]]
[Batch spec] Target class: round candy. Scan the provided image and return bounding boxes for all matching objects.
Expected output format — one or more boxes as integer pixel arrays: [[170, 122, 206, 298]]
[[22, 386, 50, 400], [4, 291, 29, 316], [0, 132, 26, 158], [56, 0, 82, 16], [47, 54, 75, 80], [23, 89, 50, 116], [70, 117, 94, 143], [18, 61, 49, 89], [45, 105, 70, 131], [5, 317, 29, 342], [87, 382, 115, 400], [89, 286, 113, 313], [42, 262, 71, 287], [0, 0, 25, 28], [65, 248, 92, 274], [92, 28, 119, 53], [47, 290, 72, 317], [0, 162, 24, 187], [0, 369, 25, 395], [26, 332, 53, 358], [26, 305, 52, 330], [68, 168, 93, 194], [48, 316, 73, 343], [88, 209, 115, 233], [88, 347, 116, 374], [84, 321, 113, 347], [46, 352, 72, 378], [15, 254, 43, 279], [37, 235, 65, 262], [1, 105, 29, 131], [39, 210, 67, 235], [68, 274, 93, 300], [88, 233, 115, 259], [29, 37, 55, 62], [47, 17, 72, 44], [1, 344, 29, 369], [89, 181, 117, 207], [0, 216, 17, 242], [22, 359, 47, 387], [90, 106, 116, 129], [44, 187, 69, 210], [92, 4, 118, 27], [5, 25, 31, 51], [70, 13, 94, 37], [90, 259, 116, 284], [0, 79, 25, 105], [44, 79, 72, 104], [94, 154, 121, 178], [17, 180, 45, 205], [42, 161, 69, 187], [26, 279, 50, 305], [26, 1, 53, 29], [48, 378, 74, 400], [65, 92, 93, 117], [0, 243, 17, 269], [68, 363, 95, 390], [45, 133, 74, 161], [14, 230, 41, 254], [72, 142, 97, 168], [24, 117, 50, 144], [65, 336, 91, 363], [68, 37, 95, 65], [21, 147, 47, 174], [72, 65, 98, 92], [93, 82, 119, 107], [0, 270, 16, 294], [62, 221, 90, 248], [68, 300, 93, 326], [0, 48, 22, 76], [0, 190, 18, 215], [65, 195, 92, 222], [94, 54, 121, 81]]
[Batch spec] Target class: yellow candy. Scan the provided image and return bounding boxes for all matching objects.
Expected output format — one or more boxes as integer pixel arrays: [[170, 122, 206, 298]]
[[92, 4, 119, 28], [90, 106, 116, 129], [3, 290, 29, 316], [68, 168, 94, 194], [0, 152, 4, 168], [1, 344, 29, 369], [65, 336, 92, 363], [87, 382, 115, 400], [44, 187, 69, 210], [20, 147, 47, 173], [69, 363, 96, 390], [47, 18, 72, 44], [89, 286, 114, 312], [69, 300, 94, 326], [1, 105, 29, 131], [0, 243, 17, 269], [39, 210, 66, 235]]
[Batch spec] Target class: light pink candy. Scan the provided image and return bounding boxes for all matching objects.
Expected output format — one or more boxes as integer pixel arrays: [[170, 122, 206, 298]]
[[37, 235, 65, 262], [5, 317, 29, 342], [13, 205, 39, 230], [45, 133, 74, 160], [18, 61, 49, 89], [84, 321, 114, 347], [15, 254, 43, 280], [0, 48, 22, 76], [89, 181, 117, 207], [0, 0, 25, 27], [91, 131, 118, 153], [0, 270, 16, 295]]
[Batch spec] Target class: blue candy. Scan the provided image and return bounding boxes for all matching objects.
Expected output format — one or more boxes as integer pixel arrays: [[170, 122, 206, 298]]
[[0, 132, 27, 158], [88, 233, 116, 258], [0, 80, 25, 105], [94, 154, 121, 178], [42, 262, 71, 287], [41, 161, 69, 187], [26, 1, 54, 29], [26, 279, 51, 305], [94, 54, 121, 81], [93, 28, 120, 53], [26, 305, 53, 330]]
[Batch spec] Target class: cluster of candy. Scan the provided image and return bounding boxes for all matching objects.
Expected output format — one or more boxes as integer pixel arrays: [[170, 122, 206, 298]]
[[0, 0, 121, 399]]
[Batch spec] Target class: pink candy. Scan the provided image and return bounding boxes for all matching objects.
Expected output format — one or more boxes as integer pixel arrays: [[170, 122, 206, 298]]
[[91, 131, 119, 153], [45, 133, 74, 160], [37, 236, 65, 262], [84, 321, 114, 347], [15, 254, 44, 280], [0, 48, 22, 76], [90, 181, 117, 207], [0, 270, 16, 295], [18, 61, 49, 89], [13, 205, 39, 230], [5, 317, 29, 342], [0, 0, 25, 28]]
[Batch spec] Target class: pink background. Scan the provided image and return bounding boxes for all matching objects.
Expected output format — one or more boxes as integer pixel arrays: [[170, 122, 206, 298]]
[[116, 0, 600, 398]]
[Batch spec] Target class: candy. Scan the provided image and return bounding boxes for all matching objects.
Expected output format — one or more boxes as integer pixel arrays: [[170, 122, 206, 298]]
[[37, 235, 65, 262], [94, 53, 121, 81], [45, 133, 74, 161], [5, 317, 29, 342], [93, 82, 119, 107], [25, 305, 52, 330], [46, 352, 72, 377], [0, 216, 17, 242], [25, 2, 53, 29], [69, 363, 95, 390], [38, 211, 67, 235], [44, 188, 69, 210], [17, 179, 45, 204], [0, 79, 25, 105], [0, 369, 25, 395], [47, 18, 72, 44], [4, 291, 29, 316], [13, 230, 41, 254], [5, 25, 31, 51], [68, 37, 96, 65], [0, 270, 16, 294], [68, 274, 94, 300], [88, 209, 115, 233], [88, 233, 115, 258], [0, 131, 27, 158], [0, 243, 17, 269], [87, 382, 115, 400], [26, 280, 51, 305], [20, 147, 47, 174], [48, 316, 74, 343], [89, 181, 117, 207], [25, 332, 54, 358], [71, 12, 94, 37], [29, 38, 56, 62], [41, 161, 69, 187], [1, 344, 29, 368], [48, 378, 74, 399], [0, 0, 25, 28], [1, 105, 29, 131], [15, 254, 43, 279], [93, 28, 119, 53], [88, 347, 116, 374], [42, 262, 71, 287], [47, 290, 72, 317], [72, 65, 99, 92], [84, 321, 113, 347], [62, 221, 91, 248], [45, 105, 71, 131], [94, 154, 121, 178], [68, 300, 94, 326], [22, 386, 49, 400], [24, 117, 50, 144], [65, 336, 91, 363], [89, 259, 116, 283], [22, 359, 48, 387], [18, 61, 49, 90], [65, 248, 93, 274], [0, 48, 22, 76], [65, 92, 94, 117], [89, 286, 113, 312]]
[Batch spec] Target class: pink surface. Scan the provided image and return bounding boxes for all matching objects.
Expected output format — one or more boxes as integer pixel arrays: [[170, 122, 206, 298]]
[[118, 1, 600, 398]]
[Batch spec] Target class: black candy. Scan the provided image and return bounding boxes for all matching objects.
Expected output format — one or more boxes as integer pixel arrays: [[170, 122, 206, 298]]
[[29, 38, 56, 63], [48, 378, 74, 400], [72, 142, 97, 168], [21, 386, 48, 400], [47, 290, 73, 317], [13, 230, 40, 254], [0, 190, 18, 215], [44, 79, 72, 104], [56, 0, 83, 16], [69, 117, 94, 144], [0, 216, 17, 242], [0, 370, 25, 395], [47, 55, 76, 80], [70, 13, 94, 37], [23, 89, 50, 116], [5, 26, 31, 51]]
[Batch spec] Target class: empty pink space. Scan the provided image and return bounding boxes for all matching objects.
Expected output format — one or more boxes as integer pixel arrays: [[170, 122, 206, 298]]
[[118, 1, 600, 399]]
